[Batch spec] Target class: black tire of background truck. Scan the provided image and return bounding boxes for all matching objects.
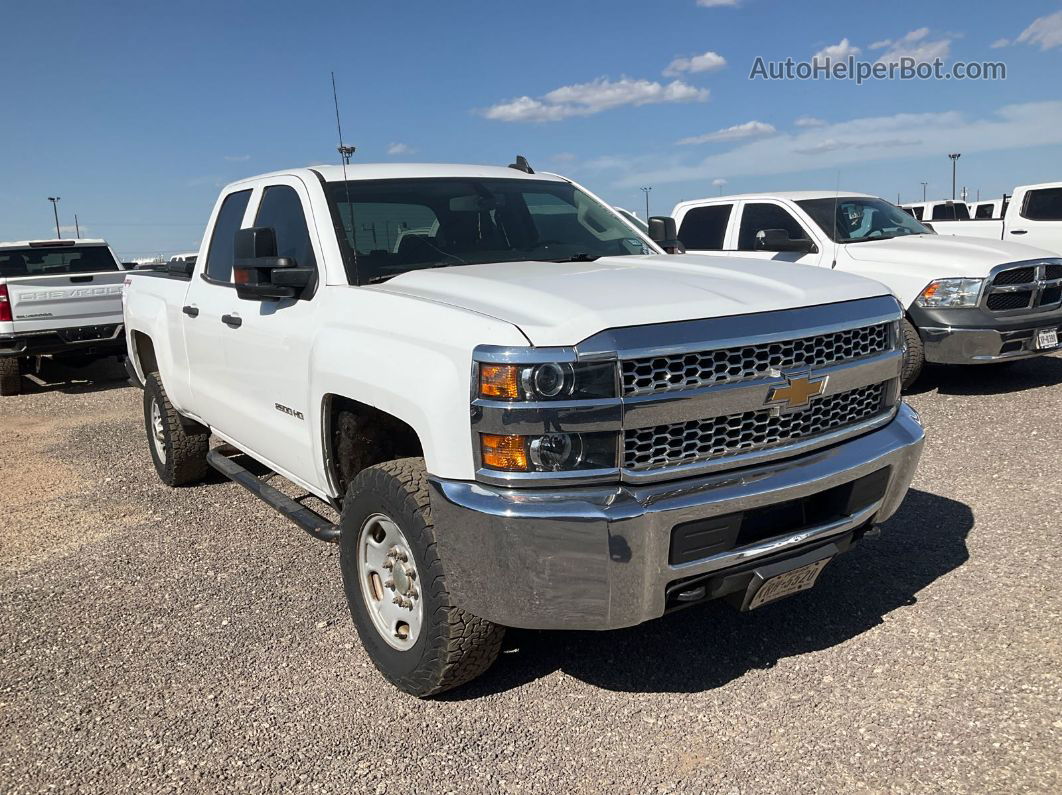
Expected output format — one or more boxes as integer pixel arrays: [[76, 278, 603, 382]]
[[0, 357, 22, 396], [338, 457, 505, 697], [143, 371, 210, 486], [900, 318, 925, 391]]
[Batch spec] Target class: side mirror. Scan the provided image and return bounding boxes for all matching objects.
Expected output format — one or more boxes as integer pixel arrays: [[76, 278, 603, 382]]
[[755, 228, 817, 254], [232, 227, 313, 300], [648, 216, 686, 255]]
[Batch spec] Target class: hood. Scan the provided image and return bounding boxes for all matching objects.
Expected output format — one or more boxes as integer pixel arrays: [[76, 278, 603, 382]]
[[370, 254, 890, 346], [842, 234, 1058, 277]]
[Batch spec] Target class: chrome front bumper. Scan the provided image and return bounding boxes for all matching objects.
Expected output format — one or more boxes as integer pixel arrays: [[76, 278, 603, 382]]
[[430, 404, 925, 631], [921, 324, 1062, 364]]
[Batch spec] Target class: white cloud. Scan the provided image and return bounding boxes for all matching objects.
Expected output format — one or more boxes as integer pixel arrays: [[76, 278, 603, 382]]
[[550, 152, 577, 163], [224, 154, 250, 162], [387, 142, 415, 156], [990, 38, 1010, 49], [696, 0, 739, 6], [677, 120, 777, 145], [874, 28, 952, 64], [58, 224, 86, 237], [482, 77, 708, 122], [794, 115, 826, 128], [1016, 10, 1062, 50], [605, 100, 1062, 187], [711, 178, 728, 187], [664, 50, 727, 76], [812, 38, 861, 66]]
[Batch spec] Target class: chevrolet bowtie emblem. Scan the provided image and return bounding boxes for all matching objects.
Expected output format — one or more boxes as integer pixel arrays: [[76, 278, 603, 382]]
[[766, 372, 828, 412]]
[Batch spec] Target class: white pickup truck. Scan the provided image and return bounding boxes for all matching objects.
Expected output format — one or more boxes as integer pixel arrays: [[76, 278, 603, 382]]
[[123, 162, 924, 696], [916, 182, 1062, 256], [670, 192, 1062, 386], [0, 238, 128, 395]]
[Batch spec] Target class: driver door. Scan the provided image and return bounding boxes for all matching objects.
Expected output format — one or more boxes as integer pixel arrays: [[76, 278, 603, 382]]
[[726, 201, 826, 268]]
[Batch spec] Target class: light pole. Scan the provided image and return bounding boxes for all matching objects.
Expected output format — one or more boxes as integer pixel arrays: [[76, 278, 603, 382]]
[[640, 186, 652, 219], [948, 153, 961, 200], [337, 145, 355, 165], [47, 197, 61, 238], [920, 182, 928, 201]]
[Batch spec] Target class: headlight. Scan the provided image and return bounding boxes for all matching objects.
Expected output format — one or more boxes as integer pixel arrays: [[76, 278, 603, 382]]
[[480, 432, 616, 473], [478, 362, 615, 400], [915, 278, 984, 308]]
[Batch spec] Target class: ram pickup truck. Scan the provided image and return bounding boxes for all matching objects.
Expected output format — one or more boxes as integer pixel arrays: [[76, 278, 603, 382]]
[[123, 163, 924, 696], [669, 192, 1062, 387], [918, 182, 1062, 256], [0, 238, 128, 395]]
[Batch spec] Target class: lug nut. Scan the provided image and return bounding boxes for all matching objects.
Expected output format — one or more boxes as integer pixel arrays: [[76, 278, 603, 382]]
[[383, 578, 395, 590], [402, 566, 417, 581], [407, 586, 419, 600], [392, 595, 403, 606], [382, 559, 394, 571]]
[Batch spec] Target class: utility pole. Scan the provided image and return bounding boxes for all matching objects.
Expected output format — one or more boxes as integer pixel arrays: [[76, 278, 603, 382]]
[[47, 196, 61, 238], [920, 182, 928, 201], [640, 186, 652, 219], [74, 214, 81, 237], [948, 153, 961, 200]]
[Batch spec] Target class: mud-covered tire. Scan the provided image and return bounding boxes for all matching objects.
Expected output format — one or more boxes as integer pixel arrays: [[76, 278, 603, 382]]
[[339, 457, 505, 697], [0, 357, 21, 396], [143, 372, 210, 486], [900, 318, 924, 391]]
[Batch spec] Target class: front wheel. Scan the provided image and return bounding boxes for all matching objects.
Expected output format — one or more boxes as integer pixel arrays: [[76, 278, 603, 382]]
[[900, 318, 924, 391], [0, 357, 22, 396], [143, 372, 210, 486], [339, 458, 504, 697]]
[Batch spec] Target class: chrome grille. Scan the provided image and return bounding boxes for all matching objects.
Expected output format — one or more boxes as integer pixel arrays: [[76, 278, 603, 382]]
[[621, 323, 890, 397], [623, 383, 888, 471]]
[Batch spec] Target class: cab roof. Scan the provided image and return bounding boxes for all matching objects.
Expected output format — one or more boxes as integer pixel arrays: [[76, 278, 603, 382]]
[[0, 238, 108, 249], [679, 190, 878, 204], [227, 163, 568, 189]]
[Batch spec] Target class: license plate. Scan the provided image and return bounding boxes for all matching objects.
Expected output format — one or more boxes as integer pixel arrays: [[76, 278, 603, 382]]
[[1036, 328, 1059, 350], [748, 557, 832, 610]]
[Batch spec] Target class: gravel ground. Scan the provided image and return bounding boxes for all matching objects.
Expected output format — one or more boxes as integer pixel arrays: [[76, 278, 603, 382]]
[[1, 356, 1060, 793]]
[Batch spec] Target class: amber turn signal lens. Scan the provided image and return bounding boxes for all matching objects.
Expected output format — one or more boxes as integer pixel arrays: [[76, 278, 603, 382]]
[[479, 364, 521, 399], [480, 434, 529, 471]]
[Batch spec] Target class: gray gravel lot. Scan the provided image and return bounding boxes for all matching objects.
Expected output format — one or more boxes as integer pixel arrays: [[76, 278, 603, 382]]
[[1, 356, 1060, 793]]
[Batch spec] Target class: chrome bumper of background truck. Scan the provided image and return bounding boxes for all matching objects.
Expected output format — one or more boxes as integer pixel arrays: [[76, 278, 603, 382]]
[[921, 324, 1062, 364], [430, 404, 925, 631]]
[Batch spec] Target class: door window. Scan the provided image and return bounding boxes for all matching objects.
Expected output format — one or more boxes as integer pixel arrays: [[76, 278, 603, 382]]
[[1021, 188, 1062, 221], [255, 185, 318, 267], [203, 189, 252, 282], [678, 205, 732, 250], [737, 203, 809, 251], [974, 203, 995, 219]]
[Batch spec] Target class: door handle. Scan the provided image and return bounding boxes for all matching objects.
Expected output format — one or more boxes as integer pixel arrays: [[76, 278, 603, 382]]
[[70, 275, 94, 283], [182, 305, 199, 317], [221, 313, 242, 328], [1010, 230, 1028, 235]]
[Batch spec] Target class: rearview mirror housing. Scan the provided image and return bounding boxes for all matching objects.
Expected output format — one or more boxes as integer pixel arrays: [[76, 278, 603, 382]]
[[232, 227, 313, 300], [648, 216, 686, 255]]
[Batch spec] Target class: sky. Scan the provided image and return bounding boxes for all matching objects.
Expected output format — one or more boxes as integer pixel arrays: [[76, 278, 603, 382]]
[[1, 0, 1061, 259]]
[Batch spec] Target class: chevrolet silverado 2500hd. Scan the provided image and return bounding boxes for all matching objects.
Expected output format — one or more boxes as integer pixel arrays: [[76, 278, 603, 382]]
[[669, 192, 1062, 387], [0, 238, 128, 395], [123, 163, 924, 696]]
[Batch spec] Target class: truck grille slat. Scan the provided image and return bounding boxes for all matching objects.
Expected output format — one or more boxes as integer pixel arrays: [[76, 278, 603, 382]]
[[621, 323, 890, 397], [987, 292, 1033, 311], [623, 383, 887, 471], [993, 267, 1035, 286]]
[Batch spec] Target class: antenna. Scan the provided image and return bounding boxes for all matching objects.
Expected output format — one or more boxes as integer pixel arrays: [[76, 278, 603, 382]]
[[330, 72, 360, 283]]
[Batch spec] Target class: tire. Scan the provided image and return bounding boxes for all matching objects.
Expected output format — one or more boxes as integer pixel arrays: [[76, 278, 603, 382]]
[[339, 457, 504, 697], [0, 357, 21, 396], [900, 318, 924, 391], [143, 372, 210, 486]]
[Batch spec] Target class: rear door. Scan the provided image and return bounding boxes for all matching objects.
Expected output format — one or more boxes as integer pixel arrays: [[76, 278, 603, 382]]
[[0, 243, 125, 333], [1008, 187, 1062, 254]]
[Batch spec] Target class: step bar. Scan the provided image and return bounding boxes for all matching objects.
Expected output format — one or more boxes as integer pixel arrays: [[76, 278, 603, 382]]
[[206, 448, 340, 542]]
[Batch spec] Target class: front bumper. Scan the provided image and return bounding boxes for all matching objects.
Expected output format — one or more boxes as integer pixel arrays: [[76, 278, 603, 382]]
[[911, 305, 1062, 364], [430, 404, 925, 631], [0, 324, 126, 359]]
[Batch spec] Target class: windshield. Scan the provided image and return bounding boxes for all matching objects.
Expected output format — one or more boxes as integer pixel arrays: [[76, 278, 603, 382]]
[[325, 177, 654, 284], [0, 245, 120, 277], [797, 197, 931, 243]]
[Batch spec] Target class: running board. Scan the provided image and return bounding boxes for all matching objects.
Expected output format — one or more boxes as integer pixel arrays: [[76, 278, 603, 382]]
[[206, 449, 340, 543]]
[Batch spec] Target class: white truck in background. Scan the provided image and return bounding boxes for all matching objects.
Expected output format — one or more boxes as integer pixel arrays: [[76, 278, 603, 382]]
[[0, 238, 127, 395], [901, 200, 970, 222], [122, 162, 924, 696], [668, 191, 1062, 387], [918, 182, 1062, 256]]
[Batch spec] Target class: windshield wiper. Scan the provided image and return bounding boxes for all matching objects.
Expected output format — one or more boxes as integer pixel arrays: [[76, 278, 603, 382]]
[[550, 253, 600, 262]]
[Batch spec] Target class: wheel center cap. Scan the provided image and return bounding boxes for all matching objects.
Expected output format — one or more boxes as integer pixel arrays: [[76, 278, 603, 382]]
[[392, 564, 410, 595]]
